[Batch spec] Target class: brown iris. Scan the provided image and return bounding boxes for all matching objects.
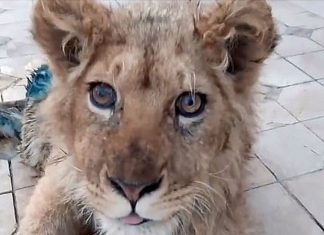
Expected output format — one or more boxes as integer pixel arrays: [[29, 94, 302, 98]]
[[89, 82, 117, 109], [175, 92, 207, 118]]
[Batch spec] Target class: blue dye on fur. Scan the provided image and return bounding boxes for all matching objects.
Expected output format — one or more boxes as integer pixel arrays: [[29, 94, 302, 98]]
[[0, 64, 52, 140], [26, 64, 53, 101]]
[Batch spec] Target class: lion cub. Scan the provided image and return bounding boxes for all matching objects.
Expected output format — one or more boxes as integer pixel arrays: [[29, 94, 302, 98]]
[[18, 0, 277, 234]]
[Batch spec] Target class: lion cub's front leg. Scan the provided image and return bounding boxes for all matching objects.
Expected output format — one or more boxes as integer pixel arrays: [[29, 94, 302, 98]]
[[17, 162, 80, 235]]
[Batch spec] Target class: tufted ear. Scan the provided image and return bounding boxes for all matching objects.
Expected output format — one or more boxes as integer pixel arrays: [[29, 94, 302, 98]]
[[197, 0, 278, 92], [32, 0, 112, 78]]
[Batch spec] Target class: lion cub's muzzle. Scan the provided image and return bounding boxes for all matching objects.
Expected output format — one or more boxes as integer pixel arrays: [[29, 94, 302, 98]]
[[108, 176, 163, 207], [106, 138, 167, 205]]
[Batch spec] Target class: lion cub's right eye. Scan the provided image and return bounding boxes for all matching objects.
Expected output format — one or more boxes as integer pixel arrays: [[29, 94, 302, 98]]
[[89, 82, 117, 109], [175, 92, 207, 118]]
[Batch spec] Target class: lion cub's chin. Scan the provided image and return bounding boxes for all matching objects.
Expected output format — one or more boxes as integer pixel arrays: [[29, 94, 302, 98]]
[[96, 213, 177, 235]]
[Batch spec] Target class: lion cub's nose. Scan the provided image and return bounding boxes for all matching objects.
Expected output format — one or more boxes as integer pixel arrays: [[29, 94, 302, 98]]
[[109, 177, 163, 205]]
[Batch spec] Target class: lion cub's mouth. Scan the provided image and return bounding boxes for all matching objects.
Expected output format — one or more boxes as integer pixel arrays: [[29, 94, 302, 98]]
[[120, 213, 150, 226]]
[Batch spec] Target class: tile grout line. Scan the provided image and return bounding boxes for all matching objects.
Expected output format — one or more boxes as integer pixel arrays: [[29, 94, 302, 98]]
[[283, 168, 324, 182], [261, 79, 316, 89], [258, 57, 324, 213], [317, 80, 324, 88], [244, 181, 277, 192], [260, 114, 324, 133], [314, 79, 324, 87], [273, 99, 324, 145], [244, 167, 324, 192], [14, 185, 35, 192], [308, 37, 324, 48], [279, 48, 324, 59], [277, 1, 324, 22], [253, 156, 323, 185], [8, 161, 19, 226], [0, 190, 12, 196], [283, 57, 318, 82], [254, 154, 324, 231], [283, 48, 324, 58], [280, 183, 324, 231], [260, 51, 324, 96], [302, 120, 324, 144]]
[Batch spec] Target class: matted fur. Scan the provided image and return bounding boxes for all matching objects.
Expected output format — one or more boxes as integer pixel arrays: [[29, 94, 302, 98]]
[[17, 0, 277, 234]]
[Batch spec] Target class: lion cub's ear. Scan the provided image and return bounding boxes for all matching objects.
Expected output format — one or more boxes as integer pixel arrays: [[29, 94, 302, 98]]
[[197, 0, 278, 92], [32, 0, 111, 78]]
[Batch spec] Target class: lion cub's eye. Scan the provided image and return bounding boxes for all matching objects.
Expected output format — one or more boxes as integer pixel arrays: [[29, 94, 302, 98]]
[[175, 92, 206, 118], [89, 82, 117, 109]]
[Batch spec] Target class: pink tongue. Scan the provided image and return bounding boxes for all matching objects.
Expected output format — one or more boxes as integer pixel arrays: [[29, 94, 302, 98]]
[[121, 214, 144, 225]]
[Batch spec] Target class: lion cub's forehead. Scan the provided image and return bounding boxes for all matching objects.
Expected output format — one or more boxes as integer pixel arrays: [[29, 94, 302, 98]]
[[86, 46, 196, 96], [84, 3, 208, 98], [112, 2, 196, 45]]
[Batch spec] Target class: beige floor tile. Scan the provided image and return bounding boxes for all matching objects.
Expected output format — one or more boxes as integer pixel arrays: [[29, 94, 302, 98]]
[[0, 22, 39, 59], [244, 158, 276, 190], [318, 79, 324, 85], [290, 0, 324, 18], [288, 51, 324, 79], [276, 35, 322, 57], [0, 55, 46, 78], [0, 22, 31, 41], [15, 187, 34, 220], [312, 28, 324, 47], [2, 85, 26, 102], [268, 1, 306, 19], [278, 82, 324, 121], [0, 43, 9, 59], [285, 170, 324, 227], [0, 193, 16, 235], [0, 9, 31, 24], [266, 52, 281, 61], [276, 21, 288, 35], [258, 99, 297, 131], [0, 77, 14, 90], [11, 157, 38, 190], [247, 183, 324, 235], [255, 123, 324, 180], [260, 58, 312, 87], [0, 1, 32, 10], [256, 85, 282, 102], [16, 78, 28, 87], [304, 117, 324, 140], [7, 41, 41, 58], [276, 11, 324, 29], [0, 161, 11, 193]]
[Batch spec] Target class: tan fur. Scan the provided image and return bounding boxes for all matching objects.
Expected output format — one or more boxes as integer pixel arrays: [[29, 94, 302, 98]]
[[18, 0, 277, 234]]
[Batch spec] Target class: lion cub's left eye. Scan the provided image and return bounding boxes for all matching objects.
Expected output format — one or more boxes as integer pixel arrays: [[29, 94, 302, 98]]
[[89, 82, 117, 109], [175, 92, 207, 118]]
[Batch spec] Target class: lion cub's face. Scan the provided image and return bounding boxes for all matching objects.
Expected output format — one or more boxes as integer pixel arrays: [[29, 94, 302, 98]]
[[71, 39, 226, 228], [33, 0, 276, 233]]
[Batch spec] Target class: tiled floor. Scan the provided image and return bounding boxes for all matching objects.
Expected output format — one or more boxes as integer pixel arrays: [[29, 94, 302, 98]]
[[1, 0, 324, 234]]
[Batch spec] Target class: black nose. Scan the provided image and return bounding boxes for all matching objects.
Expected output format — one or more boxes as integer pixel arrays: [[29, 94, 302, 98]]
[[109, 177, 163, 204]]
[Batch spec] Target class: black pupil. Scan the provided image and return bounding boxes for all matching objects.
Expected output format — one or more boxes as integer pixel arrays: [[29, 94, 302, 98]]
[[96, 85, 112, 99], [91, 83, 116, 108], [176, 92, 206, 118], [183, 95, 195, 107]]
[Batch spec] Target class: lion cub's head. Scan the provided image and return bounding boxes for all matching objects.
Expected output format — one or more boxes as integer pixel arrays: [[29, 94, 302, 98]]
[[33, 0, 276, 234]]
